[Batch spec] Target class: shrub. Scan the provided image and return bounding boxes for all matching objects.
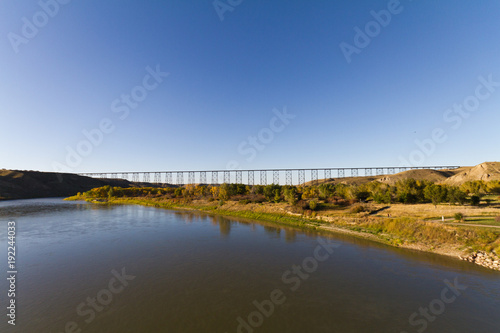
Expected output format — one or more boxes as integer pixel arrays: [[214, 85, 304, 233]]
[[296, 200, 309, 210], [454, 212, 464, 222], [249, 194, 265, 203], [309, 200, 318, 211], [350, 204, 366, 214], [288, 205, 304, 214]]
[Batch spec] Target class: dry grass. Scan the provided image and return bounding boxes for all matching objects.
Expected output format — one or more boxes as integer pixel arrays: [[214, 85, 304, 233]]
[[382, 203, 500, 219]]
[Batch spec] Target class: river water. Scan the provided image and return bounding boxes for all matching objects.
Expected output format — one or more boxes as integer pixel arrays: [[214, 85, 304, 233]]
[[0, 198, 498, 333]]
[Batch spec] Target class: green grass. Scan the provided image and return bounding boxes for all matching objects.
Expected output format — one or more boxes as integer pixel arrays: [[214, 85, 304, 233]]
[[461, 217, 500, 226]]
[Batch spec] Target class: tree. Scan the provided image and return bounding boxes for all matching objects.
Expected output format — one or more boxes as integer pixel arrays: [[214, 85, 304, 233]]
[[219, 183, 230, 201], [174, 187, 183, 198], [263, 184, 281, 202], [283, 187, 297, 205], [318, 184, 335, 199], [302, 186, 319, 199], [486, 180, 500, 194], [446, 186, 467, 205], [210, 186, 219, 199], [395, 179, 427, 204], [354, 190, 370, 202], [273, 189, 281, 203], [461, 181, 486, 195], [470, 195, 480, 206], [424, 184, 447, 207]]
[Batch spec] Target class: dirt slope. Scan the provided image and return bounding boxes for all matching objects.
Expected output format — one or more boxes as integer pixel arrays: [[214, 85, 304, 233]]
[[377, 169, 461, 185], [444, 162, 500, 185]]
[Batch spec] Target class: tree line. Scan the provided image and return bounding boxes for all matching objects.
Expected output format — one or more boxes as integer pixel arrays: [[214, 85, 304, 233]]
[[78, 179, 500, 208]]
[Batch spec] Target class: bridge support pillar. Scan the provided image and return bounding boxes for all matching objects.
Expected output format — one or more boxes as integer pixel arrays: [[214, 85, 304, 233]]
[[165, 172, 172, 185], [154, 172, 161, 184], [273, 170, 279, 184], [338, 169, 344, 178], [311, 169, 318, 185], [260, 171, 267, 185], [176, 172, 183, 185], [188, 172, 195, 185], [248, 171, 254, 185], [298, 170, 305, 185], [132, 173, 139, 182], [286, 170, 292, 185]]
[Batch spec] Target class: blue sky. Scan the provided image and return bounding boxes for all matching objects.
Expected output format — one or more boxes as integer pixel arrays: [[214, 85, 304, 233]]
[[1, 0, 499, 173]]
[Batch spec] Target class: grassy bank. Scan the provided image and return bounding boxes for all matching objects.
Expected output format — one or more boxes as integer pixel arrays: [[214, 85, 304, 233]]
[[67, 191, 500, 271]]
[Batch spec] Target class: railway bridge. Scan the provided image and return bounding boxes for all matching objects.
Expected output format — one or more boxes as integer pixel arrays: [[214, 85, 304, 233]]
[[78, 165, 460, 186]]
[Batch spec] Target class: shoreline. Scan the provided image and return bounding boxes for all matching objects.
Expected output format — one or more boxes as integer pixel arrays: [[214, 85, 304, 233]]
[[70, 196, 500, 271]]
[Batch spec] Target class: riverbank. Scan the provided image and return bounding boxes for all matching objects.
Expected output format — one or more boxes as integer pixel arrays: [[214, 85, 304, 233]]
[[67, 195, 500, 271]]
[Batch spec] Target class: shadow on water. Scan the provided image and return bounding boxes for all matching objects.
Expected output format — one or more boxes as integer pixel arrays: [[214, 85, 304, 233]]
[[0, 197, 113, 219]]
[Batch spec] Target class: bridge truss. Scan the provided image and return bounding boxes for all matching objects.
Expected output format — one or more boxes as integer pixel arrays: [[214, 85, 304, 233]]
[[78, 166, 460, 186]]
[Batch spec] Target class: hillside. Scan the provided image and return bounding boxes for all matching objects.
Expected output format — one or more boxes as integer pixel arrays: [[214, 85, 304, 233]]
[[444, 162, 500, 185], [313, 162, 499, 186], [378, 168, 462, 185], [0, 170, 133, 200]]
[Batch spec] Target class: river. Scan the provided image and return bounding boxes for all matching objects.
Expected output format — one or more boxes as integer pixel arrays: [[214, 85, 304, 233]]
[[0, 198, 499, 332]]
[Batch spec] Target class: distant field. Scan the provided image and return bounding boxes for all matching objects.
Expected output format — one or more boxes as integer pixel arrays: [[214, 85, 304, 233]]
[[481, 194, 500, 204], [459, 217, 500, 227], [380, 203, 500, 220]]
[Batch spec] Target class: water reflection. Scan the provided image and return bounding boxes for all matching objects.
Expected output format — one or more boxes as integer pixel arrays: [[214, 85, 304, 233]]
[[0, 198, 498, 333]]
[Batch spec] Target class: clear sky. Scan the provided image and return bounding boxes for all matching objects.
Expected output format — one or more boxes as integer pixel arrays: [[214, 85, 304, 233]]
[[1, 0, 499, 173]]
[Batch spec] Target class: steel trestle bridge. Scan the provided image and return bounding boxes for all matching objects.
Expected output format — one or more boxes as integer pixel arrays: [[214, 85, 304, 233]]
[[78, 166, 461, 186]]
